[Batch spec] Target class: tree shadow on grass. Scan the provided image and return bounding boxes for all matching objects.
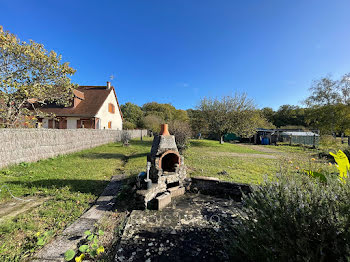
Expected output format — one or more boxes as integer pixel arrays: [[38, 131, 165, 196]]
[[128, 152, 148, 159], [125, 139, 153, 147], [79, 153, 126, 160], [6, 179, 112, 195]]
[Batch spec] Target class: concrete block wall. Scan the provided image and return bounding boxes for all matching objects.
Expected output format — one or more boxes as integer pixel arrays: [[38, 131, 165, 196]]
[[0, 129, 147, 169]]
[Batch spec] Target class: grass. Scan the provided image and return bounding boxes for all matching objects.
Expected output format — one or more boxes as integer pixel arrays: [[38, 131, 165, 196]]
[[0, 138, 152, 261], [186, 140, 280, 184], [0, 137, 340, 261], [189, 139, 265, 154]]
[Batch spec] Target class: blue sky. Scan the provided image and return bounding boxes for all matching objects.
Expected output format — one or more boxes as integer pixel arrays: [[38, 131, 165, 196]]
[[2, 0, 350, 110]]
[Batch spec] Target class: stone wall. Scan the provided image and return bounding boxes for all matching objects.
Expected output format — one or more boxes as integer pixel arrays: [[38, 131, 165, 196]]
[[187, 176, 251, 201], [0, 129, 147, 169]]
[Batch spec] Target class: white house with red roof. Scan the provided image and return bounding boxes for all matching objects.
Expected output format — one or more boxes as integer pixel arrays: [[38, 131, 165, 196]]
[[38, 82, 123, 130]]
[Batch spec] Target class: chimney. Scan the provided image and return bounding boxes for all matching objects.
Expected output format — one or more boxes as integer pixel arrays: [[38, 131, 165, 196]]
[[107, 81, 111, 89], [160, 124, 170, 136]]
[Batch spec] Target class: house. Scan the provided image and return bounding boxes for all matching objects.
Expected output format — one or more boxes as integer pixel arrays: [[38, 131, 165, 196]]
[[38, 82, 123, 130]]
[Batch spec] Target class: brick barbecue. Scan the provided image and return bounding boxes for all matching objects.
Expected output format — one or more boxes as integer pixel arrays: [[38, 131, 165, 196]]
[[136, 124, 186, 210]]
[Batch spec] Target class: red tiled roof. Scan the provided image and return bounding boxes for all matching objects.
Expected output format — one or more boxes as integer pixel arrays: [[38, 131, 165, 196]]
[[39, 86, 122, 118]]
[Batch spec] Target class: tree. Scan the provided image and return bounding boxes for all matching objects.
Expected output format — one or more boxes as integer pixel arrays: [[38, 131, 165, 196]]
[[303, 75, 350, 135], [261, 107, 275, 123], [187, 109, 209, 136], [122, 121, 137, 130], [169, 120, 192, 153], [273, 105, 306, 128], [198, 93, 267, 143], [142, 102, 174, 121], [140, 114, 163, 133], [0, 26, 76, 127], [120, 102, 143, 127], [304, 76, 340, 106], [338, 73, 350, 105]]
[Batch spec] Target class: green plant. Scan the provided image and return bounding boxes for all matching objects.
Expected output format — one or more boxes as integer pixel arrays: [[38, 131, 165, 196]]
[[35, 230, 53, 246], [303, 169, 327, 183], [303, 149, 349, 184], [64, 249, 75, 261], [330, 150, 350, 182], [234, 173, 350, 261], [64, 229, 105, 261]]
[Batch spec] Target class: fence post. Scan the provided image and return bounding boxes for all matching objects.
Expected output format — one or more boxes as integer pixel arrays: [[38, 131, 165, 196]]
[[141, 129, 143, 141], [313, 134, 316, 148]]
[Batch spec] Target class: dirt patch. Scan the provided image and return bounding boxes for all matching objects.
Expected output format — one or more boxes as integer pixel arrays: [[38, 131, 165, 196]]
[[208, 151, 278, 159], [0, 197, 51, 223], [234, 144, 284, 154]]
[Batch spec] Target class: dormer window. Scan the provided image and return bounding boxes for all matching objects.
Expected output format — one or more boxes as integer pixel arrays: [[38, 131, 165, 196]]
[[108, 103, 115, 114]]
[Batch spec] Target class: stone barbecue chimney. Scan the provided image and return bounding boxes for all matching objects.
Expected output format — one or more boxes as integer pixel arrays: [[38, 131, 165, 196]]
[[136, 124, 186, 210]]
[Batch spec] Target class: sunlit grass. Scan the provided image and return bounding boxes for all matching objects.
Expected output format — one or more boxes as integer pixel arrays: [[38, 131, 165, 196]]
[[0, 138, 151, 261], [0, 136, 339, 260]]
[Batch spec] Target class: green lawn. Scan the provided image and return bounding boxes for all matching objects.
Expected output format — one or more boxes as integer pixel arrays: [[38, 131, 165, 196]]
[[185, 139, 280, 184], [0, 139, 152, 261], [0, 137, 337, 261]]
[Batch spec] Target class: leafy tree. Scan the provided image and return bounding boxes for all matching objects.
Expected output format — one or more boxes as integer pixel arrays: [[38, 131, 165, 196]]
[[140, 114, 163, 133], [273, 105, 306, 128], [261, 107, 275, 123], [304, 76, 340, 106], [198, 93, 268, 143], [338, 73, 350, 105], [304, 75, 350, 135], [142, 102, 174, 121], [120, 102, 143, 127], [122, 121, 137, 130], [173, 109, 189, 122], [0, 26, 76, 127], [187, 109, 209, 136]]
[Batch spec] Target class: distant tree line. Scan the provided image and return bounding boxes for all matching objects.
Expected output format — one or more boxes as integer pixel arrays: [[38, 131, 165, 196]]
[[122, 73, 350, 143], [121, 93, 274, 144], [261, 73, 350, 136]]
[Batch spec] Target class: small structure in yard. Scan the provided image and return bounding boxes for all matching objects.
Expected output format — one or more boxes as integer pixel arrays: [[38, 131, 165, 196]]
[[254, 128, 320, 146], [280, 131, 320, 147], [136, 124, 186, 210]]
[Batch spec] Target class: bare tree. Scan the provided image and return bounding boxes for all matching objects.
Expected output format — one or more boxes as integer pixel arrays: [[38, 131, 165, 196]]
[[338, 73, 350, 105]]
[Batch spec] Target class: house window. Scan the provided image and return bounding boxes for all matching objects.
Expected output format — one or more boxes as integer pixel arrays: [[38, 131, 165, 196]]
[[108, 121, 112, 129], [108, 103, 115, 114]]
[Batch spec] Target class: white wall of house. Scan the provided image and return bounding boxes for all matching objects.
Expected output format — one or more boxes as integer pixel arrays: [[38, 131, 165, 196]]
[[95, 90, 123, 130], [67, 118, 78, 129]]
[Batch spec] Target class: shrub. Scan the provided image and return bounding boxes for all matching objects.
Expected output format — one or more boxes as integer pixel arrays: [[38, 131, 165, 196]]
[[121, 132, 131, 146], [140, 114, 163, 133], [169, 120, 192, 153], [122, 121, 136, 130], [234, 173, 350, 262], [320, 135, 339, 149]]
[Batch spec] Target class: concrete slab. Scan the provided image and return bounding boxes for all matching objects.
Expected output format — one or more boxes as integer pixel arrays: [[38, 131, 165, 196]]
[[156, 192, 171, 210], [168, 186, 185, 198], [115, 193, 244, 262]]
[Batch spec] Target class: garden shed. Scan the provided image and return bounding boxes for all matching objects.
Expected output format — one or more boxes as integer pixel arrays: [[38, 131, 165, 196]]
[[280, 131, 319, 147]]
